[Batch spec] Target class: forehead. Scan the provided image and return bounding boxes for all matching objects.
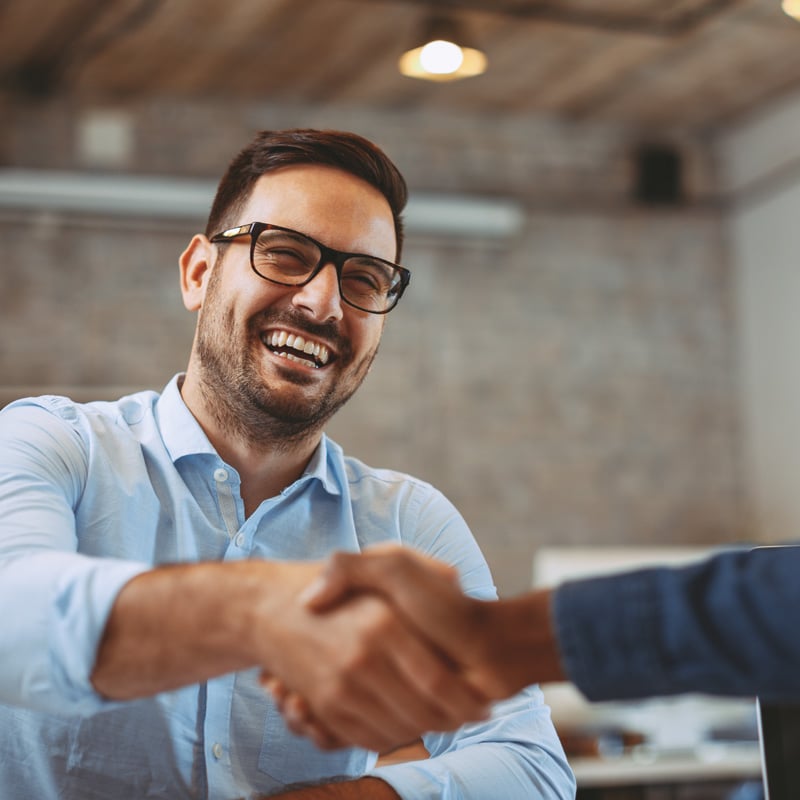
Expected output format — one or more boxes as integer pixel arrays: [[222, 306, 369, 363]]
[[239, 165, 397, 259]]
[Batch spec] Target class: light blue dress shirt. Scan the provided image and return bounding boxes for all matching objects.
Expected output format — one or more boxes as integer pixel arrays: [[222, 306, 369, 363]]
[[0, 375, 574, 799]]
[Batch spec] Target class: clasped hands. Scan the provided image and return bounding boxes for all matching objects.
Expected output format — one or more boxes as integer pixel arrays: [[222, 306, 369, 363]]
[[260, 546, 556, 753]]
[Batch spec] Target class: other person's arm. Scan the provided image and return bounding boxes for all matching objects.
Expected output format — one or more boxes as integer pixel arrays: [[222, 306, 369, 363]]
[[302, 545, 565, 701], [302, 543, 800, 703]]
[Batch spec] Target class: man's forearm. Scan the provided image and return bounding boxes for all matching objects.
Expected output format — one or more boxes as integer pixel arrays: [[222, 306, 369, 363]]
[[91, 559, 315, 699], [91, 556, 487, 754]]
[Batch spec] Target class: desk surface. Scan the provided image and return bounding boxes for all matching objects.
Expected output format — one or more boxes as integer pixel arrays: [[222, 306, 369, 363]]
[[570, 742, 763, 787]]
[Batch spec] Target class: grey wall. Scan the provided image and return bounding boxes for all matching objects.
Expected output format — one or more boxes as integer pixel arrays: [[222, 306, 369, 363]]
[[0, 99, 748, 595], [721, 88, 800, 547]]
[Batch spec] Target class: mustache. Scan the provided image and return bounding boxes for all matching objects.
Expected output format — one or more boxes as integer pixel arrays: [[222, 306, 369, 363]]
[[249, 309, 352, 359]]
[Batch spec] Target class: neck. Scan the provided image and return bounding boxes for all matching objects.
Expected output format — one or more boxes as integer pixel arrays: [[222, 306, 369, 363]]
[[179, 371, 323, 514]]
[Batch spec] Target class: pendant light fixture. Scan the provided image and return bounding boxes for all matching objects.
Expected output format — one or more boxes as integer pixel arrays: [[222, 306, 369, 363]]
[[398, 15, 487, 82], [782, 0, 800, 20]]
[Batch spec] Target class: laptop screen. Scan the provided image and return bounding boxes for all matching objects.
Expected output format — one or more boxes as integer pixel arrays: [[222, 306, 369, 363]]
[[758, 700, 800, 799]]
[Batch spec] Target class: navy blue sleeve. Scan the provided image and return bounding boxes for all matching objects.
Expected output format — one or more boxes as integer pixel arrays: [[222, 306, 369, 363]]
[[552, 546, 800, 702]]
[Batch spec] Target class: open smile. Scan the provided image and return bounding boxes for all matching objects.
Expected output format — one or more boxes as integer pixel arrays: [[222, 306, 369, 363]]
[[261, 329, 332, 369]]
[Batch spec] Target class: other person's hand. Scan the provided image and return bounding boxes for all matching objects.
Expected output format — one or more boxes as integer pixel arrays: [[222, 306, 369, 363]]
[[255, 558, 490, 752], [266, 546, 566, 746]]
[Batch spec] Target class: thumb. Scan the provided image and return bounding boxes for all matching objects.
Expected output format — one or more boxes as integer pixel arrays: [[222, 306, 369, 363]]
[[299, 559, 356, 611], [300, 547, 404, 611]]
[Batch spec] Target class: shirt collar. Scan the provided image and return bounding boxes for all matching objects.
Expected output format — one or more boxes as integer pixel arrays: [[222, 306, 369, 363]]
[[154, 373, 342, 495], [302, 434, 342, 495], [155, 374, 218, 462]]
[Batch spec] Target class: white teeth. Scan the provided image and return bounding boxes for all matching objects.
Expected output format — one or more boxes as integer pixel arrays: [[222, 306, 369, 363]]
[[277, 352, 318, 368], [266, 329, 331, 367]]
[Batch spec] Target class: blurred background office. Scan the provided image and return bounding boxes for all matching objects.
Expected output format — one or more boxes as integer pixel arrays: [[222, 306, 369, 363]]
[[4, 2, 800, 796]]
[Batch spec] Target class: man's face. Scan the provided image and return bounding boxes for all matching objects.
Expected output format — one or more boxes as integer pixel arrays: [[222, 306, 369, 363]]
[[187, 165, 397, 441]]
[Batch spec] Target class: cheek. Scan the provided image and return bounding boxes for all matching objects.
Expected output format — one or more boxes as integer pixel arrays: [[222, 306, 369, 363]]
[[353, 318, 384, 355]]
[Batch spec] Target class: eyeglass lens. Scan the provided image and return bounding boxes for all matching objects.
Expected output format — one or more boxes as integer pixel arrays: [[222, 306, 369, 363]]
[[253, 229, 403, 312]]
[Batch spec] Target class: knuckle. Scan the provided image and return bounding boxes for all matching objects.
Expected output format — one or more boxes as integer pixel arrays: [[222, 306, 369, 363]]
[[419, 667, 453, 698], [342, 644, 376, 675], [440, 562, 460, 583], [329, 551, 352, 571], [315, 680, 348, 719], [359, 600, 396, 636], [393, 548, 416, 577]]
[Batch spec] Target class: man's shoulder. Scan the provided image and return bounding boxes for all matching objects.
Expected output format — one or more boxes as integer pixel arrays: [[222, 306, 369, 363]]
[[1, 388, 161, 438], [332, 445, 434, 494], [332, 447, 453, 519]]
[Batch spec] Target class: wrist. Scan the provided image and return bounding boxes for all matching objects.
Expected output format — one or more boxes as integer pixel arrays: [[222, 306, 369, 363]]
[[244, 560, 325, 664], [470, 590, 566, 697]]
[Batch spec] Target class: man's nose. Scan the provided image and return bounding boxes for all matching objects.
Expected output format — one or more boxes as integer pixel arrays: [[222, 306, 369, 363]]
[[290, 262, 344, 322]]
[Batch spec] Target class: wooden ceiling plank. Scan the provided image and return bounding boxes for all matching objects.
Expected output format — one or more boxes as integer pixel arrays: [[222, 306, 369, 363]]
[[2, 0, 800, 132], [0, 0, 101, 69], [588, 7, 800, 128], [74, 0, 302, 97]]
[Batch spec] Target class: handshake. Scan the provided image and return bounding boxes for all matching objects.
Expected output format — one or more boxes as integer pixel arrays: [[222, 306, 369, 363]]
[[260, 545, 564, 754]]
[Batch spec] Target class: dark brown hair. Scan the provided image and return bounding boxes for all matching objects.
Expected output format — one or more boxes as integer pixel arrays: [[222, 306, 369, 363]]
[[206, 129, 408, 259]]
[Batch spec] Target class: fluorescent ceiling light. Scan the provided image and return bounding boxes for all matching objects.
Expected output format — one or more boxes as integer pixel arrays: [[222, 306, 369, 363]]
[[0, 169, 523, 238]]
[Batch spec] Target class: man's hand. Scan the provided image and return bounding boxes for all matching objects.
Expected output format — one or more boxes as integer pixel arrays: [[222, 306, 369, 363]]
[[268, 546, 567, 745], [304, 547, 484, 673], [253, 560, 490, 753], [91, 558, 489, 755]]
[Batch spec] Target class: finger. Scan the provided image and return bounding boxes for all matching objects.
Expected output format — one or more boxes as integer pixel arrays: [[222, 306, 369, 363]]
[[305, 628, 450, 751], [284, 693, 312, 731], [313, 680, 419, 753], [381, 618, 491, 729], [264, 678, 375, 751], [306, 549, 494, 700], [283, 695, 347, 750], [267, 678, 390, 752], [259, 673, 290, 712], [305, 720, 345, 751], [304, 546, 452, 611], [319, 549, 486, 669], [300, 552, 365, 610], [289, 711, 346, 751], [313, 607, 488, 742]]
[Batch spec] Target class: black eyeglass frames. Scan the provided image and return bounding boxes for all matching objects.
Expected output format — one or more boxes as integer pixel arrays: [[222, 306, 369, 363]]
[[210, 222, 411, 315]]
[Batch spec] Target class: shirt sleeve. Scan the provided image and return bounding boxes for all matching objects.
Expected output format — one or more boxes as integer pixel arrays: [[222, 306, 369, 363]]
[[553, 546, 800, 702], [0, 402, 149, 714], [369, 482, 575, 800]]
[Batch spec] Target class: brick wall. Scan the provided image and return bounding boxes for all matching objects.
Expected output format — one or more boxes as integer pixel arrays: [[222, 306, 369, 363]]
[[0, 99, 746, 594]]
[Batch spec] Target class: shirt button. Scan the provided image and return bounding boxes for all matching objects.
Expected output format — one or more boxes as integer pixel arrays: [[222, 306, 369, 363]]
[[213, 468, 228, 482], [234, 532, 245, 548], [211, 742, 224, 759]]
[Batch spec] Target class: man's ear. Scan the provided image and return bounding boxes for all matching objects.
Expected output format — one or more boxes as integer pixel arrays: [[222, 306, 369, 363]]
[[179, 234, 215, 311]]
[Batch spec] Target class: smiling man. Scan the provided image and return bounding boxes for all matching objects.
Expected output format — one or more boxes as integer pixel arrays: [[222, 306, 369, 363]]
[[0, 130, 573, 799]]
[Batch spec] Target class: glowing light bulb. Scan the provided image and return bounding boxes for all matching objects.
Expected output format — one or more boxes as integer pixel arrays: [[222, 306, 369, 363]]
[[419, 40, 464, 74], [783, 0, 800, 19]]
